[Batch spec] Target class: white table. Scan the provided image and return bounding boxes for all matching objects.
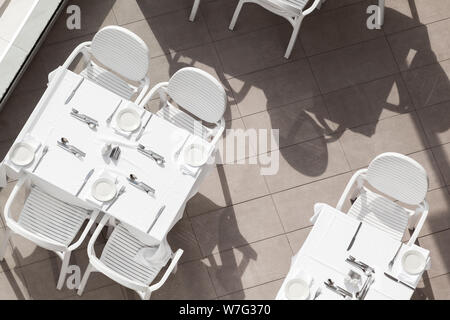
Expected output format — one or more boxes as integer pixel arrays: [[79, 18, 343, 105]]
[[277, 204, 430, 300], [0, 69, 210, 242]]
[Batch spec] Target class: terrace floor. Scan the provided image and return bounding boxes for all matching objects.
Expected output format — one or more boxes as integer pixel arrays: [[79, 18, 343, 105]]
[[0, 0, 449, 300]]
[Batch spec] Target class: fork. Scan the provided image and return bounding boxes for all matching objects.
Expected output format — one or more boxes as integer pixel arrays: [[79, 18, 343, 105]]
[[388, 243, 403, 270]]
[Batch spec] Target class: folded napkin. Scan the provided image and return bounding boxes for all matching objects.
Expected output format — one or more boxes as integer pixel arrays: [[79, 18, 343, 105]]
[[134, 238, 172, 268], [7, 134, 42, 170], [391, 244, 430, 288], [111, 103, 146, 139]]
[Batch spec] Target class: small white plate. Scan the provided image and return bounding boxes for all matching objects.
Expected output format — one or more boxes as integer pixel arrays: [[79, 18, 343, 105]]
[[91, 178, 117, 202], [10, 142, 35, 166], [183, 143, 208, 167], [116, 108, 141, 132], [401, 250, 426, 275], [285, 278, 310, 300]]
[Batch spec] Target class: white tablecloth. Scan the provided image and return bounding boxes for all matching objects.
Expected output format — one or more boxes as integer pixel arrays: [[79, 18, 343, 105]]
[[1, 69, 211, 242], [276, 203, 430, 300]]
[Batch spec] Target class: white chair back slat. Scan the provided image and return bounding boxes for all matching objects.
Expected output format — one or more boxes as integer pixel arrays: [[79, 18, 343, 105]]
[[366, 152, 428, 205], [167, 67, 227, 123], [91, 26, 149, 82]]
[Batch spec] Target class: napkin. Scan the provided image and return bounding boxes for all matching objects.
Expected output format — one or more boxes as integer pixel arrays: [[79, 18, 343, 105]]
[[391, 244, 430, 288], [111, 103, 146, 139], [7, 134, 42, 170], [134, 238, 172, 268]]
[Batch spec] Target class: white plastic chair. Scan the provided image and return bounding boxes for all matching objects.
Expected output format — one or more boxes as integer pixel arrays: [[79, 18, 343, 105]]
[[139, 67, 227, 148], [229, 0, 323, 58], [0, 174, 99, 290], [190, 0, 201, 21], [77, 215, 183, 300], [49, 26, 150, 103], [336, 153, 429, 245]]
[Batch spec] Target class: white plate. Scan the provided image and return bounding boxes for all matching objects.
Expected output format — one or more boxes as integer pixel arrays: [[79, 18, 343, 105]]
[[10, 142, 35, 166], [91, 178, 117, 202], [183, 143, 208, 167], [401, 250, 426, 275], [285, 278, 310, 300], [116, 108, 141, 132]]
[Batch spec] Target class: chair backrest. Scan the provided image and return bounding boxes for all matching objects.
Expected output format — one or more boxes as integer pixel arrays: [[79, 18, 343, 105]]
[[366, 152, 428, 205], [91, 26, 149, 82], [167, 67, 227, 123]]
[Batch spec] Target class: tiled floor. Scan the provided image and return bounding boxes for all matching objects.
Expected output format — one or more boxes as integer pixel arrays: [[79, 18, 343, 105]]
[[0, 0, 449, 300]]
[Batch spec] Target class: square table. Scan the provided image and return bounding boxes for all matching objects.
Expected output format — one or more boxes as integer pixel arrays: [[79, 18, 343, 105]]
[[276, 204, 430, 300], [0, 68, 211, 242]]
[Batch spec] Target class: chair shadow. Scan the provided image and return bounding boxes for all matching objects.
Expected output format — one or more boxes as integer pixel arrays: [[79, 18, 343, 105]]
[[136, 0, 450, 299]]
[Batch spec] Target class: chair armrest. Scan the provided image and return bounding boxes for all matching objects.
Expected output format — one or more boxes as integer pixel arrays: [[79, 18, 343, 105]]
[[407, 201, 429, 246], [303, 0, 323, 15], [3, 176, 27, 223], [135, 76, 150, 105], [61, 41, 92, 71], [148, 249, 183, 292], [67, 210, 100, 251], [336, 169, 367, 211], [138, 82, 169, 109]]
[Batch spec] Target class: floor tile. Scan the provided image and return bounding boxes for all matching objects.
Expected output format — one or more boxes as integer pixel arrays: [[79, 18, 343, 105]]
[[309, 37, 398, 94], [426, 273, 450, 300], [272, 172, 353, 232], [167, 218, 203, 263], [0, 228, 19, 273], [323, 74, 414, 131], [418, 229, 450, 278], [191, 196, 283, 256], [229, 59, 320, 117], [124, 8, 212, 58], [431, 143, 450, 185], [187, 163, 269, 216], [263, 135, 350, 193], [388, 19, 450, 72], [45, 0, 117, 45], [66, 284, 125, 300], [402, 59, 450, 109], [242, 96, 335, 152], [202, 0, 284, 41], [216, 24, 305, 79], [204, 235, 292, 296], [112, 0, 193, 25], [408, 0, 450, 25], [339, 112, 428, 169], [0, 268, 30, 300], [220, 279, 284, 300], [419, 187, 450, 237], [417, 101, 450, 147], [0, 89, 44, 143], [286, 227, 313, 254], [300, 0, 383, 56], [383, 0, 422, 35], [151, 260, 216, 300]]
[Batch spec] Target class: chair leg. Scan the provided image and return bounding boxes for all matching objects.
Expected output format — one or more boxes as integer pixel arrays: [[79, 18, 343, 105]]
[[0, 228, 11, 261], [77, 263, 94, 296], [57, 251, 71, 290], [284, 17, 303, 59], [189, 0, 201, 22], [229, 0, 245, 30]]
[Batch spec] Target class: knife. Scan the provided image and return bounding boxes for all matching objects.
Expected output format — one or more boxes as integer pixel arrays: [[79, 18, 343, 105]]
[[106, 100, 122, 125], [347, 221, 362, 251], [384, 272, 415, 290], [135, 113, 153, 141], [65, 77, 84, 104], [147, 205, 166, 232], [75, 169, 94, 196]]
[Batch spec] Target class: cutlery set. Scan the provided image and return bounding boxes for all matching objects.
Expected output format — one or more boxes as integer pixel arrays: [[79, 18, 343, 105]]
[[137, 144, 165, 165], [324, 279, 353, 299], [127, 174, 155, 196], [57, 137, 86, 158], [71, 108, 99, 129]]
